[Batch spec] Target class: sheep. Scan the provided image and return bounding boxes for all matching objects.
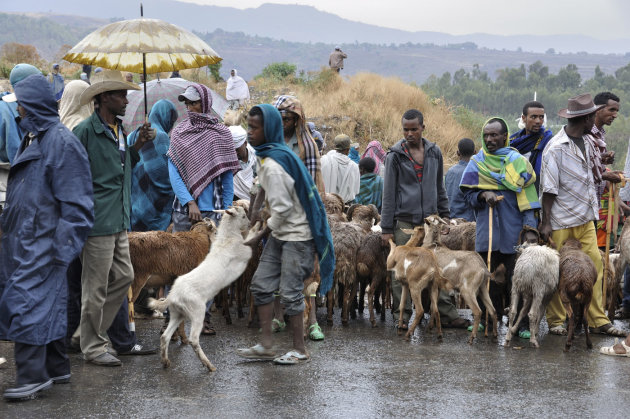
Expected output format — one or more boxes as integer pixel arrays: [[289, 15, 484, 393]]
[[149, 206, 259, 372], [558, 238, 595, 352], [356, 232, 389, 326], [423, 215, 504, 344], [387, 232, 447, 340], [439, 220, 476, 251], [322, 192, 347, 222], [504, 240, 559, 348], [327, 218, 363, 325], [347, 203, 380, 233]]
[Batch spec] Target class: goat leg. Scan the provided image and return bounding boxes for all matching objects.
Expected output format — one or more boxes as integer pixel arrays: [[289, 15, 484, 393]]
[[428, 280, 442, 340], [406, 283, 424, 342], [564, 301, 574, 352], [397, 284, 408, 335], [189, 309, 216, 372], [326, 289, 334, 325], [465, 291, 482, 345], [368, 278, 377, 327], [583, 301, 593, 349], [177, 321, 189, 344], [160, 312, 183, 368], [504, 290, 519, 346]]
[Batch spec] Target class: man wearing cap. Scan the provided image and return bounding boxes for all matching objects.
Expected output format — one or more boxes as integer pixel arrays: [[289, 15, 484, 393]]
[[320, 134, 360, 204], [0, 64, 42, 211], [231, 125, 257, 202], [72, 70, 155, 366], [0, 74, 93, 400], [329, 46, 347, 73], [540, 93, 626, 337]]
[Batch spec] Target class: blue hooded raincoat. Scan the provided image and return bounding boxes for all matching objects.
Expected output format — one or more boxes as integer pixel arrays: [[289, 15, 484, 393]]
[[128, 99, 177, 231], [0, 74, 94, 345]]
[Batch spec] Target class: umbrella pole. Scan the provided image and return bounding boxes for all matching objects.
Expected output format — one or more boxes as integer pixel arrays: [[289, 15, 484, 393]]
[[143, 52, 148, 121]]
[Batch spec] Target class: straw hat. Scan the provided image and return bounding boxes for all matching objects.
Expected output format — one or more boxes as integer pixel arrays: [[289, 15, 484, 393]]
[[557, 93, 605, 119], [80, 69, 140, 106]]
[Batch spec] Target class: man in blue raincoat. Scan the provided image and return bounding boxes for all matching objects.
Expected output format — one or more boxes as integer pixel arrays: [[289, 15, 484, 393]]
[[0, 74, 94, 400]]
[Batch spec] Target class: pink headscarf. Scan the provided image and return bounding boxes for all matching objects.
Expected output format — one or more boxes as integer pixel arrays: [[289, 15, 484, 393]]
[[361, 141, 386, 175], [168, 83, 239, 198]]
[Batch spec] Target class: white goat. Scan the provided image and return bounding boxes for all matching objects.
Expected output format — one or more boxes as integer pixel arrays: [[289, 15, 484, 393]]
[[504, 241, 559, 348], [149, 206, 260, 372]]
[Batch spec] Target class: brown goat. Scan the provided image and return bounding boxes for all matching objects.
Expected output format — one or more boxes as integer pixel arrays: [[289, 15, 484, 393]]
[[439, 220, 476, 251], [387, 235, 446, 340], [559, 238, 595, 352], [423, 215, 504, 344], [356, 232, 389, 326]]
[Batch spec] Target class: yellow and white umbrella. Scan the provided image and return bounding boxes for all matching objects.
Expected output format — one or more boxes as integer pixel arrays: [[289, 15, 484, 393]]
[[63, 6, 221, 117]]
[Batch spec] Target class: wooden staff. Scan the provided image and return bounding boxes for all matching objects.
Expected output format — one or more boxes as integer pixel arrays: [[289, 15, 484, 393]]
[[128, 286, 135, 332], [486, 195, 504, 337]]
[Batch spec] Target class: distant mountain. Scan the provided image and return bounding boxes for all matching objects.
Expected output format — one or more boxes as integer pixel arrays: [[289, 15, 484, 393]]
[[2, 12, 629, 85], [4, 1, 630, 55]]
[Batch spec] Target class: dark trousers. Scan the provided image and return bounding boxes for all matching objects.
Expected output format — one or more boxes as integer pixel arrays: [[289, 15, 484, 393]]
[[476, 251, 527, 329], [14, 339, 69, 385], [623, 267, 630, 310], [66, 257, 136, 352]]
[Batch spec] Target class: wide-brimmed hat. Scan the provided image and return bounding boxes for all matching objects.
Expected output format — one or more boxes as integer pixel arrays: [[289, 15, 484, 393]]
[[80, 69, 140, 106], [557, 93, 604, 119]]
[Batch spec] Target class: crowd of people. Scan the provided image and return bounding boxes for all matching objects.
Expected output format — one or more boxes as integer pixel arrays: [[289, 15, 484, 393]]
[[0, 60, 629, 402]]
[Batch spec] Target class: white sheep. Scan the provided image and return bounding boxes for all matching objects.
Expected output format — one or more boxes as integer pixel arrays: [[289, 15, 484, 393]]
[[149, 206, 260, 372], [504, 241, 559, 348]]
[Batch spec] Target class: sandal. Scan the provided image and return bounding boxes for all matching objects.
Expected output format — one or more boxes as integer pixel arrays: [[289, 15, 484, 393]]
[[271, 318, 286, 333], [549, 325, 567, 335], [599, 338, 630, 357], [589, 323, 627, 337], [273, 350, 310, 365], [236, 344, 276, 360], [467, 324, 485, 333], [308, 323, 325, 341], [518, 330, 531, 339], [202, 320, 216, 336]]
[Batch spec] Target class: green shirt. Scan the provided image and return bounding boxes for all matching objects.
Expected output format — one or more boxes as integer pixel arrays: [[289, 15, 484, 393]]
[[73, 112, 139, 236]]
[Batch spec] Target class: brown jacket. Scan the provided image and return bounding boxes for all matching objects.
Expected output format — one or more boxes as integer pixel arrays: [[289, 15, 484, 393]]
[[329, 50, 347, 70]]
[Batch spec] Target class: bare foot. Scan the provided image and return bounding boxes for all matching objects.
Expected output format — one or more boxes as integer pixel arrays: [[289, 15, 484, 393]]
[[612, 336, 630, 354]]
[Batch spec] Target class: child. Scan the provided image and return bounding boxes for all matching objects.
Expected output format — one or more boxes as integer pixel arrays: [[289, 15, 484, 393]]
[[355, 157, 384, 212], [236, 104, 334, 365]]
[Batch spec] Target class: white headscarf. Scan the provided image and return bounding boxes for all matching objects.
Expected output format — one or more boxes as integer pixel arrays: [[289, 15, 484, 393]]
[[59, 80, 94, 130], [230, 124, 256, 200], [226, 69, 250, 101]]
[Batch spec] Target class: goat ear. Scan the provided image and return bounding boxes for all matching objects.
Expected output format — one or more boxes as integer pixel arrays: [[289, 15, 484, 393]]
[[225, 208, 237, 216]]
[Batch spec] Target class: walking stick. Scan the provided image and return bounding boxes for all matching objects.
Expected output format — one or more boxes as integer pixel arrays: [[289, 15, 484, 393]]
[[486, 195, 504, 337], [128, 286, 135, 332]]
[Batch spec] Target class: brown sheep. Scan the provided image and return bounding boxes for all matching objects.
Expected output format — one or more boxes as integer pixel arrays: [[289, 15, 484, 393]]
[[356, 232, 389, 327], [559, 238, 595, 352], [327, 218, 363, 325], [322, 192, 347, 222], [347, 203, 380, 233]]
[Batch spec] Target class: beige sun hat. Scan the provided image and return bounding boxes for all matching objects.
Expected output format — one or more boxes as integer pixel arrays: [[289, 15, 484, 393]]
[[79, 69, 140, 106]]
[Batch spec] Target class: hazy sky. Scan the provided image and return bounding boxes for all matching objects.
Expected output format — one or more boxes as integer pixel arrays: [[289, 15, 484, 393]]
[[181, 0, 630, 39]]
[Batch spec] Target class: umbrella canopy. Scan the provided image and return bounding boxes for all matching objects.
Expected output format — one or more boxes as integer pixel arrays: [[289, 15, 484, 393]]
[[63, 18, 221, 74], [122, 78, 229, 133]]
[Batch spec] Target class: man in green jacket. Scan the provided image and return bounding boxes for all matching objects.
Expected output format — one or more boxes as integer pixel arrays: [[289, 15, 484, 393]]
[[73, 70, 153, 366]]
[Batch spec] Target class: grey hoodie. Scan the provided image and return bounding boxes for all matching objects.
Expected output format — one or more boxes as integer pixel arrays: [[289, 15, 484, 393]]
[[381, 138, 450, 234]]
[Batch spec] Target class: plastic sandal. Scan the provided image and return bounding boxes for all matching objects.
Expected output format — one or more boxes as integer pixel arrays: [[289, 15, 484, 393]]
[[236, 344, 276, 360], [518, 330, 532, 339], [467, 323, 485, 332], [273, 350, 310, 365], [589, 323, 627, 337], [309, 323, 325, 340], [271, 318, 286, 333], [599, 338, 630, 357]]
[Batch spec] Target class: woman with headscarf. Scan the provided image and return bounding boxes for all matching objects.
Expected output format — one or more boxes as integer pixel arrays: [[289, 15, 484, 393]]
[[361, 140, 386, 176], [48, 63, 65, 101], [59, 80, 94, 131], [226, 69, 250, 110], [128, 99, 177, 231], [273, 94, 325, 193], [168, 84, 240, 335]]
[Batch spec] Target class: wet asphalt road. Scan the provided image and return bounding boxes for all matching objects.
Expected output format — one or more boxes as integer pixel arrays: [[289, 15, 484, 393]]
[[1, 307, 629, 418]]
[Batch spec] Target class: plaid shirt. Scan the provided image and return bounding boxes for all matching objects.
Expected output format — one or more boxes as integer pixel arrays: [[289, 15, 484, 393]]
[[540, 127, 599, 230]]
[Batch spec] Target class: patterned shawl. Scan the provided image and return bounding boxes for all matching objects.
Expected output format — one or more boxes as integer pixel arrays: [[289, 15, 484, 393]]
[[509, 126, 553, 178], [586, 125, 607, 199], [168, 83, 239, 199], [273, 95, 325, 192], [253, 104, 335, 295], [361, 140, 386, 175], [460, 117, 540, 212]]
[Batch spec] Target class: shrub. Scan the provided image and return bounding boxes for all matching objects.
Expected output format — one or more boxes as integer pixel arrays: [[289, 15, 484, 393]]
[[258, 62, 297, 81]]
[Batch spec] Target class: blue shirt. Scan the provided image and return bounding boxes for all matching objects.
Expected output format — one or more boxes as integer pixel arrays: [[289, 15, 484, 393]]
[[168, 158, 234, 211], [445, 160, 475, 221], [0, 101, 22, 163]]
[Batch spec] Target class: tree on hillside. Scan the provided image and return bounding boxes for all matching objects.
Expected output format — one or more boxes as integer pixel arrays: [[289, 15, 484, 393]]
[[1, 42, 42, 67]]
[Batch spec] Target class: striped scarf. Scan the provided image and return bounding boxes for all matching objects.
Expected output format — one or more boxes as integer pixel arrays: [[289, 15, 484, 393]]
[[168, 83, 239, 199], [273, 95, 325, 192], [460, 118, 540, 212]]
